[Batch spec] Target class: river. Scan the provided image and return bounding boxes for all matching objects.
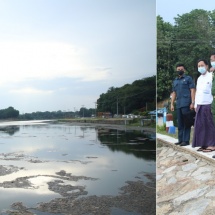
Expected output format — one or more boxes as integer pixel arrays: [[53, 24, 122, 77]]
[[0, 120, 155, 214]]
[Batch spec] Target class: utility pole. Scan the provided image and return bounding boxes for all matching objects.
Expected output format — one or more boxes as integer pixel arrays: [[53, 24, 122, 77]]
[[82, 105, 85, 118], [94, 102, 97, 117], [124, 96, 126, 115], [117, 97, 118, 116]]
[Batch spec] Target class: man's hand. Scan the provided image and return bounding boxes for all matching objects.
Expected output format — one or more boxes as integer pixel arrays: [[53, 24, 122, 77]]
[[210, 67, 215, 72], [170, 104, 174, 111], [190, 103, 194, 110]]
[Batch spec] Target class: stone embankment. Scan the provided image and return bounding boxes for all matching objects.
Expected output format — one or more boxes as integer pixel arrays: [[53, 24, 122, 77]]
[[157, 134, 215, 215]]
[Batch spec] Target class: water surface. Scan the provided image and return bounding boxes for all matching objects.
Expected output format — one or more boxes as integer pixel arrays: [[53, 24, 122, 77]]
[[0, 120, 155, 212]]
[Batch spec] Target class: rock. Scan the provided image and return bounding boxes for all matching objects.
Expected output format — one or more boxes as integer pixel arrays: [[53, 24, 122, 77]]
[[167, 177, 177, 185], [173, 186, 209, 206], [181, 163, 198, 172], [163, 165, 177, 174], [182, 199, 211, 215]]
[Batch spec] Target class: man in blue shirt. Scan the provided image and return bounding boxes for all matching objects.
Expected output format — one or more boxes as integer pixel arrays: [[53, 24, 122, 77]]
[[170, 63, 195, 146]]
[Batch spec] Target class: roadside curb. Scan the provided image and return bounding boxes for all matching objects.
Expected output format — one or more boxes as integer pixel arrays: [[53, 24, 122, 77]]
[[157, 134, 215, 166]]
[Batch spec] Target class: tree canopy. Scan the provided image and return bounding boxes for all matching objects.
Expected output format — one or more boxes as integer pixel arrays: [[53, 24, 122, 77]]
[[96, 76, 156, 114], [157, 9, 215, 101], [0, 107, 19, 119]]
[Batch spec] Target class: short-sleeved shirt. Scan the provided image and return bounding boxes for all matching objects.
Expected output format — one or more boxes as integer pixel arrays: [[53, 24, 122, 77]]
[[195, 71, 213, 108], [172, 74, 195, 109]]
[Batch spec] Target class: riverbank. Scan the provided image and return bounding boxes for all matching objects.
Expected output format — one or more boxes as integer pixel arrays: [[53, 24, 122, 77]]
[[0, 118, 156, 133], [56, 118, 156, 133]]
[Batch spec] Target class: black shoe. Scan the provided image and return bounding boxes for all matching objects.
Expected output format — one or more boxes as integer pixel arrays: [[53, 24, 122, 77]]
[[212, 155, 215, 159], [175, 142, 182, 145], [180, 142, 190, 146]]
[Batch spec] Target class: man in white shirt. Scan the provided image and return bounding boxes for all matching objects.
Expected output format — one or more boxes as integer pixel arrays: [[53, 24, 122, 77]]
[[192, 59, 215, 152]]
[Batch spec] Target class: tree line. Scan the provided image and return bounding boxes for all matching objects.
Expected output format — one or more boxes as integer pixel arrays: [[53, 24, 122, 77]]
[[157, 9, 215, 101], [0, 107, 19, 119], [0, 76, 155, 120], [96, 76, 156, 114], [19, 108, 96, 120]]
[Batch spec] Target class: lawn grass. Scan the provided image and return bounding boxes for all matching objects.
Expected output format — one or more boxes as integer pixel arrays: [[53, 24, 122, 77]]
[[157, 124, 194, 143]]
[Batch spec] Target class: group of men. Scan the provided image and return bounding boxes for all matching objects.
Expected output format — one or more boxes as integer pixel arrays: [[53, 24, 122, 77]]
[[170, 52, 215, 147]]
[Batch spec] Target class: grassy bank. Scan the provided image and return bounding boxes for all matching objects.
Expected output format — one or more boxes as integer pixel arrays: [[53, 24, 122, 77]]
[[157, 124, 194, 142], [57, 118, 156, 130]]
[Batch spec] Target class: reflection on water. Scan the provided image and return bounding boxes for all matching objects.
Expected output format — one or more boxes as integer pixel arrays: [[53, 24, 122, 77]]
[[0, 126, 20, 135], [0, 121, 155, 212], [97, 128, 156, 160]]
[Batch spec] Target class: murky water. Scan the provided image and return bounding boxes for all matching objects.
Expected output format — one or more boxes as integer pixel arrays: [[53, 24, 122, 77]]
[[0, 120, 155, 212]]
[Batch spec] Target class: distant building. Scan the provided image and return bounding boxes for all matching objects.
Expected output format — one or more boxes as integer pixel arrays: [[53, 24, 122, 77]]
[[97, 112, 112, 118]]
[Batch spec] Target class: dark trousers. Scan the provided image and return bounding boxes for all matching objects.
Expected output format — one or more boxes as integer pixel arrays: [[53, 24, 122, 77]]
[[177, 106, 191, 143]]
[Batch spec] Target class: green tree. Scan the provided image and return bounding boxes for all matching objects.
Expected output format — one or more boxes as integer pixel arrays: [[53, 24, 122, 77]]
[[157, 15, 176, 101], [157, 10, 215, 102], [0, 107, 19, 119], [173, 9, 215, 82], [97, 76, 156, 114]]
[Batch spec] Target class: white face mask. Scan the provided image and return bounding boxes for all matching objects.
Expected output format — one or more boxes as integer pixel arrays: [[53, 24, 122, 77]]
[[211, 62, 215, 69], [198, 67, 206, 74]]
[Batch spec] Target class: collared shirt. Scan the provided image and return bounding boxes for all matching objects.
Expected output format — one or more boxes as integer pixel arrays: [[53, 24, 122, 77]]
[[195, 71, 213, 108], [172, 74, 195, 109]]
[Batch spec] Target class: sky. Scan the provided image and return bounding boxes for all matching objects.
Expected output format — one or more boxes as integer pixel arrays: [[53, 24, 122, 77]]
[[156, 0, 213, 24], [0, 0, 156, 113]]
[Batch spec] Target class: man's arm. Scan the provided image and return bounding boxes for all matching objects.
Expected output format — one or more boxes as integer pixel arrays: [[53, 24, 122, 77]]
[[190, 88, 195, 110], [171, 92, 176, 111]]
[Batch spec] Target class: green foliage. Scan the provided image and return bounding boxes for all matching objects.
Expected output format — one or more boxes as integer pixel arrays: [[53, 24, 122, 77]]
[[156, 124, 166, 132], [97, 76, 156, 114], [0, 107, 19, 119], [19, 108, 96, 120], [157, 9, 215, 101], [79, 107, 95, 117], [157, 123, 178, 139], [157, 15, 176, 101], [140, 111, 149, 116]]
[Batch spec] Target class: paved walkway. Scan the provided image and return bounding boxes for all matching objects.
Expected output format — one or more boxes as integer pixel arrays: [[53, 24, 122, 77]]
[[157, 133, 215, 215]]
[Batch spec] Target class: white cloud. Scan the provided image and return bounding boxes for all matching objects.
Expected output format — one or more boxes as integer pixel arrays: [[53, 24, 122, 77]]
[[9, 87, 54, 95], [0, 41, 110, 84], [81, 67, 112, 82]]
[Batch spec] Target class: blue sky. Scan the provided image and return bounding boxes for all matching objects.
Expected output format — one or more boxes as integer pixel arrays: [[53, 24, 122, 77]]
[[0, 0, 156, 113], [156, 0, 213, 24]]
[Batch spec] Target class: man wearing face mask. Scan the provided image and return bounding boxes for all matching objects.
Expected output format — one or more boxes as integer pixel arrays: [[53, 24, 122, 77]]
[[192, 59, 215, 153], [210, 52, 215, 120], [171, 63, 195, 146], [209, 52, 215, 73]]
